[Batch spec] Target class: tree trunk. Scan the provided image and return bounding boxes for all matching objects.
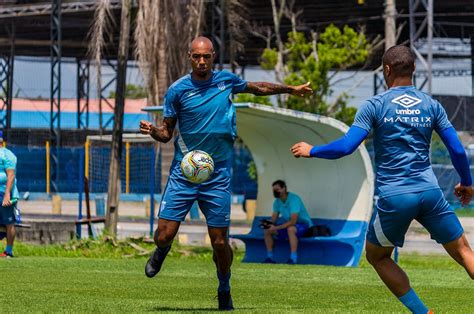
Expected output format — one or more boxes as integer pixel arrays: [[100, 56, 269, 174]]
[[384, 0, 396, 50], [270, 0, 287, 107], [105, 0, 132, 236]]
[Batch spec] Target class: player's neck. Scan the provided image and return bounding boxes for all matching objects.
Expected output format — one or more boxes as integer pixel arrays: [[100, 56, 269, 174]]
[[191, 71, 213, 81], [389, 77, 413, 88], [280, 192, 289, 202]]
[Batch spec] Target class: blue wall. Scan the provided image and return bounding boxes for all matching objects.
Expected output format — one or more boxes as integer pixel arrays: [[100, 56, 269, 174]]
[[9, 143, 259, 198]]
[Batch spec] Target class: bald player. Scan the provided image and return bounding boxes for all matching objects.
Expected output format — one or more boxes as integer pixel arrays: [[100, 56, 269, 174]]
[[140, 36, 312, 310], [291, 45, 473, 313]]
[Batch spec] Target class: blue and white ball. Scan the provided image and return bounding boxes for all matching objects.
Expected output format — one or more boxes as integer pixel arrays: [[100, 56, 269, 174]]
[[180, 150, 215, 184]]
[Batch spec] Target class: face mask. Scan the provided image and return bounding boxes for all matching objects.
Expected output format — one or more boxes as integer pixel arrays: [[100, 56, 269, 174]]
[[273, 191, 281, 198]]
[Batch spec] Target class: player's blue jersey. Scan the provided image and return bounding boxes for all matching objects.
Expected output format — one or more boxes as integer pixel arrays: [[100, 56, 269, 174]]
[[353, 85, 452, 198], [163, 70, 247, 163], [0, 147, 19, 200]]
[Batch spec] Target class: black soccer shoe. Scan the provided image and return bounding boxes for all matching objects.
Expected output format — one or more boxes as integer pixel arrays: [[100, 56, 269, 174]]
[[263, 257, 276, 264], [217, 291, 234, 311], [145, 246, 170, 278]]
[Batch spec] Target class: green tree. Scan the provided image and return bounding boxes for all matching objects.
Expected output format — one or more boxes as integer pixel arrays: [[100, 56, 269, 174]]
[[108, 84, 148, 99], [242, 24, 371, 125], [234, 93, 273, 106], [247, 160, 257, 182]]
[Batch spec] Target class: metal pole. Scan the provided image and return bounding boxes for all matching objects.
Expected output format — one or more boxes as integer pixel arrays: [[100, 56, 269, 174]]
[[50, 0, 62, 193], [373, 73, 377, 95], [76, 58, 81, 129], [125, 141, 130, 194], [219, 0, 225, 70], [471, 36, 474, 96], [77, 147, 84, 239], [149, 145, 156, 237], [408, 0, 415, 49], [77, 59, 90, 129], [427, 0, 433, 94], [46, 141, 50, 194], [6, 22, 14, 141], [85, 138, 90, 179]]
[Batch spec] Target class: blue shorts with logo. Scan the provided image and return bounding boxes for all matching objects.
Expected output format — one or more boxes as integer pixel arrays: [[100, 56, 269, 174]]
[[159, 159, 232, 227], [367, 188, 464, 247]]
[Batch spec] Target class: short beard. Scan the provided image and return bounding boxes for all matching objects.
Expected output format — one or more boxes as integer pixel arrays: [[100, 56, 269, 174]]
[[195, 71, 208, 78]]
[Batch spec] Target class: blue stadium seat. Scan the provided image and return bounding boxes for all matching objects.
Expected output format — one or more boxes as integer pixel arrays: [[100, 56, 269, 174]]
[[231, 216, 368, 267]]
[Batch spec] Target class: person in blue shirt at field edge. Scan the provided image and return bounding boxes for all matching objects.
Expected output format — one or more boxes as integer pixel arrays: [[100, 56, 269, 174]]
[[291, 45, 473, 314], [263, 180, 313, 265], [0, 131, 20, 258], [139, 36, 313, 311]]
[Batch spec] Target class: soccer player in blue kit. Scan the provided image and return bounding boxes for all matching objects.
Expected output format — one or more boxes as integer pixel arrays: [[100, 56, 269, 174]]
[[291, 45, 473, 313], [140, 36, 312, 310]]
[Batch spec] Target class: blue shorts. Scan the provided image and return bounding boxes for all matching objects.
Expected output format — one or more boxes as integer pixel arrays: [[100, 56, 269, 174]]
[[0, 203, 15, 225], [275, 219, 310, 239], [159, 159, 232, 227], [367, 188, 464, 247]]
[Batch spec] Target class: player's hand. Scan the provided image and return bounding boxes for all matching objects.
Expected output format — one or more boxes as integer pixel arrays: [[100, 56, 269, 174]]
[[291, 142, 314, 158], [139, 120, 154, 135], [2, 194, 11, 207], [290, 82, 313, 97], [454, 183, 473, 207]]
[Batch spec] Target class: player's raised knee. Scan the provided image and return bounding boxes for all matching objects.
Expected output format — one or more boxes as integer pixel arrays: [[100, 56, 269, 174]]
[[287, 226, 297, 234]]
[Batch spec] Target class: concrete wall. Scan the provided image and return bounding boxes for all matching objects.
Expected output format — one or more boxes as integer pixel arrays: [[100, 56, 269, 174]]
[[16, 220, 76, 244]]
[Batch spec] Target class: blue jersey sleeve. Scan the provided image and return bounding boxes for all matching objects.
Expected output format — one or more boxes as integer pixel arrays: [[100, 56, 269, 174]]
[[310, 125, 369, 159], [434, 100, 452, 133], [352, 100, 376, 132], [438, 127, 472, 186], [228, 72, 248, 93], [163, 87, 179, 118]]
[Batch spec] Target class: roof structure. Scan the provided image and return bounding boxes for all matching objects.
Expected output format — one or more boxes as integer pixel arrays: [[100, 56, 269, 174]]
[[0, 0, 473, 66]]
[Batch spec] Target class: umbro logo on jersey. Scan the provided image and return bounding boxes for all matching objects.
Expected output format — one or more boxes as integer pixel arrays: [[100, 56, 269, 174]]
[[384, 93, 431, 127], [218, 82, 226, 91], [391, 94, 422, 108]]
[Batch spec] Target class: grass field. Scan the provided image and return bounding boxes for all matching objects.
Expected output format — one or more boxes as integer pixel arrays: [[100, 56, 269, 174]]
[[1, 241, 474, 313], [455, 208, 474, 217]]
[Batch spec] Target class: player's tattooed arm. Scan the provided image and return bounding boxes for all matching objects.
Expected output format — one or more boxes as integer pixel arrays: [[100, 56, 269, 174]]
[[243, 82, 313, 97], [139, 118, 177, 143]]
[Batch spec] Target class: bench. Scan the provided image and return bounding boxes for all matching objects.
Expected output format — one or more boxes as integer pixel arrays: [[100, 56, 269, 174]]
[[230, 216, 368, 267]]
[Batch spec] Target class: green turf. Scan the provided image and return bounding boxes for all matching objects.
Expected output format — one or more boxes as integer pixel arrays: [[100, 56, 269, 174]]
[[455, 208, 474, 217], [1, 252, 473, 313]]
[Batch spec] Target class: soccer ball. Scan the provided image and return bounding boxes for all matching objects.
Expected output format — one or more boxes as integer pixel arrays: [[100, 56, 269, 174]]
[[180, 150, 215, 184]]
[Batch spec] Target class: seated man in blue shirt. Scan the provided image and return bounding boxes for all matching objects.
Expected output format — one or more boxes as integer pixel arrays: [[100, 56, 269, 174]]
[[263, 180, 313, 264]]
